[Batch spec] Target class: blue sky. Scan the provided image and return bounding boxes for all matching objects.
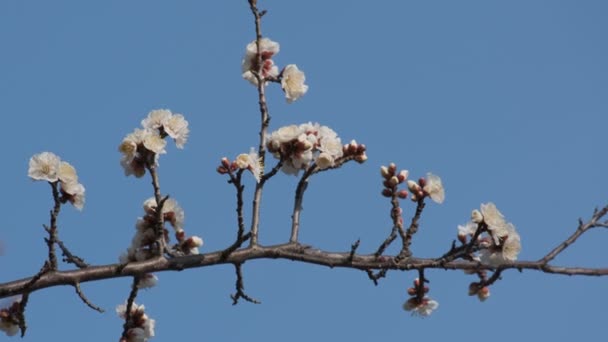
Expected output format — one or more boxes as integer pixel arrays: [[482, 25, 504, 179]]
[[1, 1, 607, 340]]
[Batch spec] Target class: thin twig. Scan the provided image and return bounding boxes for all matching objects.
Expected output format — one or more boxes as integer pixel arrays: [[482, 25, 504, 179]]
[[230, 263, 261, 305], [17, 292, 29, 337], [120, 277, 141, 341], [247, 0, 272, 247], [73, 282, 104, 312], [290, 165, 316, 243], [401, 199, 426, 258], [46, 182, 62, 270], [540, 205, 608, 264], [228, 169, 247, 240], [147, 164, 169, 256], [348, 239, 360, 262]]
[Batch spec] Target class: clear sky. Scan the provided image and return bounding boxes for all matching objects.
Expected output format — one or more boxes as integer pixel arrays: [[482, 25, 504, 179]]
[[1, 1, 607, 341]]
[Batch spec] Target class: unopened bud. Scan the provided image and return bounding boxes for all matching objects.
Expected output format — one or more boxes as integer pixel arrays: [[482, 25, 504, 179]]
[[388, 163, 397, 175], [381, 188, 393, 197], [418, 177, 426, 188], [380, 166, 390, 178], [217, 166, 229, 174], [389, 176, 399, 187], [458, 233, 467, 244], [357, 144, 366, 153], [397, 170, 409, 183], [407, 180, 421, 193], [407, 287, 417, 296], [355, 154, 367, 163], [348, 142, 358, 154], [397, 190, 408, 199], [477, 286, 490, 301], [221, 157, 231, 169]]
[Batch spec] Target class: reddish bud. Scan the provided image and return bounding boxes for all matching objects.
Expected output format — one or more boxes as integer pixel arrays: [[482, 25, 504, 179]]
[[458, 233, 467, 244], [418, 177, 426, 187], [221, 157, 231, 169], [217, 166, 229, 174], [348, 143, 358, 154], [397, 190, 408, 199], [357, 144, 366, 153], [382, 188, 393, 197], [407, 287, 417, 296], [388, 163, 397, 175]]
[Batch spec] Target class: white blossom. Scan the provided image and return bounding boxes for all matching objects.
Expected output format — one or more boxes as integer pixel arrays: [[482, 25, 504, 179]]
[[480, 202, 507, 233], [163, 114, 189, 148], [242, 38, 280, 85], [141, 109, 172, 130], [281, 64, 308, 103], [61, 181, 86, 210], [57, 161, 78, 184], [423, 172, 445, 204], [116, 302, 155, 341], [235, 148, 263, 183], [137, 274, 158, 289], [28, 152, 61, 182], [458, 221, 477, 237], [403, 297, 439, 317], [266, 123, 347, 175]]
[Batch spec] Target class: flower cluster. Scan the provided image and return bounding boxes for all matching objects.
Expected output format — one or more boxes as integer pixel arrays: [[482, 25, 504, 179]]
[[28, 152, 86, 210], [241, 38, 308, 102], [119, 109, 189, 177], [119, 197, 203, 265], [217, 148, 264, 183], [380, 163, 410, 199], [0, 297, 21, 337], [266, 123, 366, 175], [458, 202, 521, 266], [116, 302, 155, 342], [402, 279, 439, 317], [242, 38, 280, 85], [406, 173, 445, 204]]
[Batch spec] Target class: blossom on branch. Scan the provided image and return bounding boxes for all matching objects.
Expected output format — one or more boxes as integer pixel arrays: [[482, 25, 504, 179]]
[[242, 38, 280, 85], [403, 297, 439, 317], [28, 152, 61, 182], [142, 109, 189, 149], [116, 302, 155, 342], [422, 172, 445, 204], [266, 122, 345, 174], [281, 64, 308, 103], [119, 110, 189, 177], [235, 148, 264, 183], [0, 297, 21, 336], [28, 152, 86, 210], [458, 203, 522, 266]]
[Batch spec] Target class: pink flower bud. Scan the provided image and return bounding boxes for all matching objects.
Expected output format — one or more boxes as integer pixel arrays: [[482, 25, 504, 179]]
[[418, 177, 426, 188], [397, 190, 408, 199], [397, 170, 409, 183], [388, 163, 397, 175], [221, 157, 231, 169], [382, 188, 393, 197]]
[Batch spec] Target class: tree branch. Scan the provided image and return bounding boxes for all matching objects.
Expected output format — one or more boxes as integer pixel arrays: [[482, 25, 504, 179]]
[[2, 240, 607, 299]]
